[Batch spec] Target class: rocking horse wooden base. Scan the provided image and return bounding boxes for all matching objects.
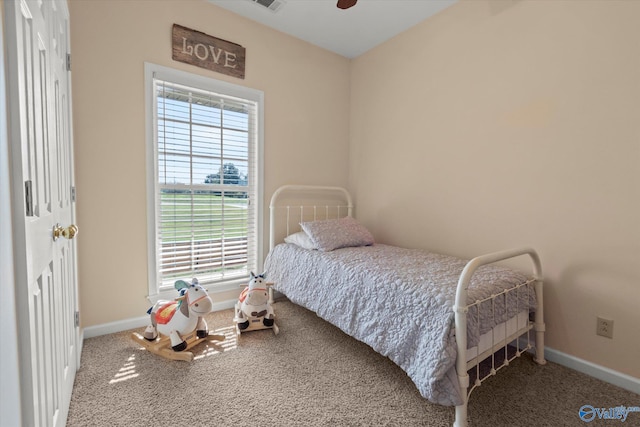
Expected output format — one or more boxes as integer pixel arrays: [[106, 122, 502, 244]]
[[234, 301, 279, 336], [131, 330, 225, 362], [235, 316, 280, 336]]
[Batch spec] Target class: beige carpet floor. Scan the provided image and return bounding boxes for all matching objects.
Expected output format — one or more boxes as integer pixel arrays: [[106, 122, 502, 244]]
[[67, 300, 639, 426]]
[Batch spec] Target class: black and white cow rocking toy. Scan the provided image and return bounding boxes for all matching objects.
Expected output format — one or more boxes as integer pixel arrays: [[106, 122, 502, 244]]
[[234, 272, 279, 336]]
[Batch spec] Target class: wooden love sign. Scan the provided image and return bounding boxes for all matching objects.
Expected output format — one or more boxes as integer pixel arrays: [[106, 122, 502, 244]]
[[172, 24, 246, 79]]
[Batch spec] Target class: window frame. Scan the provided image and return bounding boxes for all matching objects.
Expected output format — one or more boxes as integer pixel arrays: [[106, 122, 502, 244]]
[[144, 63, 264, 303]]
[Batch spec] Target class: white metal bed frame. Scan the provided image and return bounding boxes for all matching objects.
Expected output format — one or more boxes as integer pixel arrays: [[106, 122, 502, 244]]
[[268, 185, 546, 427]]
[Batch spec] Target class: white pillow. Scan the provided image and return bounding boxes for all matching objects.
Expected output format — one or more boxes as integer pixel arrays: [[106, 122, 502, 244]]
[[284, 231, 317, 250], [300, 216, 374, 252]]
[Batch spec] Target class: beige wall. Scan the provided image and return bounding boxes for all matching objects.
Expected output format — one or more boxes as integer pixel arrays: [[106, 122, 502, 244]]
[[350, 0, 640, 377], [71, 0, 639, 379], [69, 0, 350, 327]]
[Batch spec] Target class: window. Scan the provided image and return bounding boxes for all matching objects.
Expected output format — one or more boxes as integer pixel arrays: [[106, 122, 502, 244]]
[[145, 63, 263, 299]]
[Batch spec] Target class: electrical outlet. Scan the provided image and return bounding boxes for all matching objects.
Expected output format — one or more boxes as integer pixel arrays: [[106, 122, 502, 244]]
[[596, 317, 614, 339]]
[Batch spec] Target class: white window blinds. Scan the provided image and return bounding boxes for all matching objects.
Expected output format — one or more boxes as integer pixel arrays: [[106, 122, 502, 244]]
[[151, 75, 260, 291]]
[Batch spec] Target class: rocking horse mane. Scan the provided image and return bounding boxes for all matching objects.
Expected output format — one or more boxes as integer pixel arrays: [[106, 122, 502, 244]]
[[178, 297, 189, 316], [174, 279, 198, 317]]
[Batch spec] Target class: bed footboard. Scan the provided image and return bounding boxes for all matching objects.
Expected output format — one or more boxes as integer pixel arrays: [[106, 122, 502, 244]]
[[453, 248, 545, 427]]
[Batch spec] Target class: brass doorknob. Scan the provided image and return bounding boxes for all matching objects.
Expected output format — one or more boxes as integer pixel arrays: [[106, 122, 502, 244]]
[[53, 224, 78, 241]]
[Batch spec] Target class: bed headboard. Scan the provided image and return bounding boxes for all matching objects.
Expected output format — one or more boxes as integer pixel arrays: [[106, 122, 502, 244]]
[[269, 185, 353, 250]]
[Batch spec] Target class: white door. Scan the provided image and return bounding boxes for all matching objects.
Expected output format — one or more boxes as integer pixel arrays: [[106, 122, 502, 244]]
[[5, 0, 79, 426]]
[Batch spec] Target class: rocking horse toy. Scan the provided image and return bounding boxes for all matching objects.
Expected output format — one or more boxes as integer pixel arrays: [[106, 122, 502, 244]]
[[234, 272, 279, 335], [131, 278, 225, 361]]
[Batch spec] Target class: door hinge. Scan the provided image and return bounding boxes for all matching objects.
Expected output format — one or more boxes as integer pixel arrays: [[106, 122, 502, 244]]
[[25, 180, 33, 216], [71, 186, 76, 202], [74, 311, 80, 327], [66, 53, 71, 71]]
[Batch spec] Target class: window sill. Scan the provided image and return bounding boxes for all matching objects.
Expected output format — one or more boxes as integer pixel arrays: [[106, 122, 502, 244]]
[[147, 279, 245, 305]]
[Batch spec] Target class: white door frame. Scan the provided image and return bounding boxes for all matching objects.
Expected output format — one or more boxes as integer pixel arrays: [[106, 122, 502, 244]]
[[0, 6, 23, 427]]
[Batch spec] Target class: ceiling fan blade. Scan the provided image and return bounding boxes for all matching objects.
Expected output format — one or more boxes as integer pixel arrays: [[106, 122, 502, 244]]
[[337, 0, 357, 10]]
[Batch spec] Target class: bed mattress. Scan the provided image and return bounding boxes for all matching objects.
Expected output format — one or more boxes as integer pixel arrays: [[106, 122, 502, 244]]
[[264, 243, 536, 406], [466, 310, 530, 363]]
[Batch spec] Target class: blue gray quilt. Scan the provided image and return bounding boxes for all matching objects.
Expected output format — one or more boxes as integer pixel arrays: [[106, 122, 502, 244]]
[[264, 243, 535, 406]]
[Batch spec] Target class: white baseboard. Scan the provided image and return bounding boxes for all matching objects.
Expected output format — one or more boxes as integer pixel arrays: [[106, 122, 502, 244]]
[[515, 336, 639, 395], [82, 298, 237, 339], [544, 347, 640, 395]]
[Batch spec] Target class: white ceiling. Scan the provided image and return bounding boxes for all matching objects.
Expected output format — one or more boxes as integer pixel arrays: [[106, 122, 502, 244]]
[[208, 0, 458, 58]]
